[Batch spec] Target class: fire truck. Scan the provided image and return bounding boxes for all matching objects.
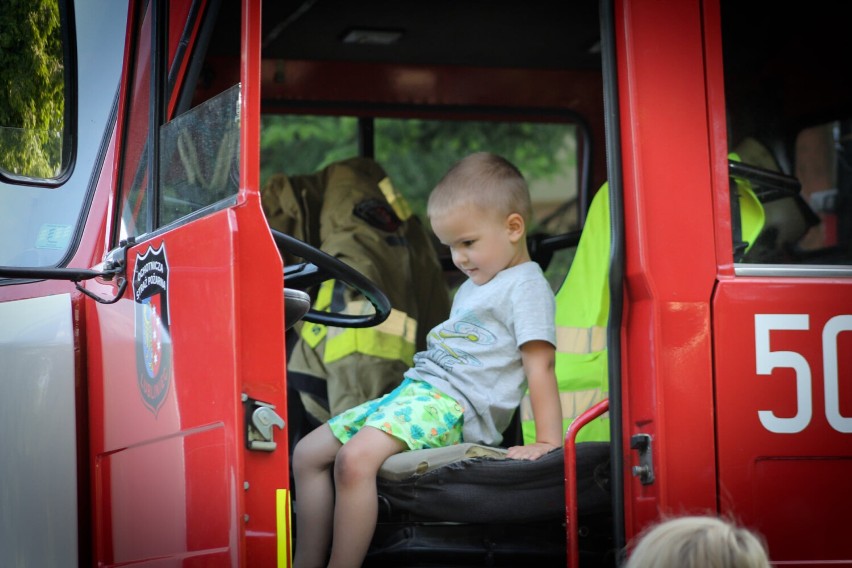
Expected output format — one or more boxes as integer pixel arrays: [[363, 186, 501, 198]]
[[1, 0, 851, 566]]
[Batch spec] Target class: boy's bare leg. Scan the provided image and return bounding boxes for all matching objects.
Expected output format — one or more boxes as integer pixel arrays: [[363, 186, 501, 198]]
[[292, 424, 343, 568], [327, 426, 406, 568]]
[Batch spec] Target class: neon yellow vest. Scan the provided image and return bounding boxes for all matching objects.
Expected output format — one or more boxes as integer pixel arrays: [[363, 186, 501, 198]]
[[300, 279, 417, 366], [520, 161, 764, 445], [729, 152, 766, 255], [522, 185, 611, 444]]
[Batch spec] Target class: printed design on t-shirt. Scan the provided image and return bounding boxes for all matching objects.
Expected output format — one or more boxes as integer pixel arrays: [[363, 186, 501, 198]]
[[427, 316, 496, 370]]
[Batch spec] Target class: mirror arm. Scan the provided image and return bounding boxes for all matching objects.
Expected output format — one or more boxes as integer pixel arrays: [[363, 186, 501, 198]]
[[0, 238, 133, 305], [0, 265, 120, 281]]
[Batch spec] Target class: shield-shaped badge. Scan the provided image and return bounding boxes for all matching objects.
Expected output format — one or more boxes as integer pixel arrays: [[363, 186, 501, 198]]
[[132, 243, 172, 415]]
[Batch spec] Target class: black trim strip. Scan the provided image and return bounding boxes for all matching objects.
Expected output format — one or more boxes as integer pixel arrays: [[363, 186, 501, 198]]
[[358, 117, 375, 158], [174, 0, 219, 117], [599, 0, 626, 557]]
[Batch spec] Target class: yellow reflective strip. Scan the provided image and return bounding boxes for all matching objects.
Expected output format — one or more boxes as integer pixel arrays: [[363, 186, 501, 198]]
[[520, 388, 608, 423], [324, 304, 417, 363], [300, 281, 334, 348], [302, 290, 418, 362], [344, 301, 417, 345], [361, 328, 415, 362], [378, 176, 413, 221], [276, 488, 292, 567], [315, 280, 334, 310], [324, 326, 416, 364], [324, 328, 354, 362], [555, 325, 607, 354]]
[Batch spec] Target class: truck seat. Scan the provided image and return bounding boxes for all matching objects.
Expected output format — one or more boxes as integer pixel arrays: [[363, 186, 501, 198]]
[[365, 186, 617, 566]]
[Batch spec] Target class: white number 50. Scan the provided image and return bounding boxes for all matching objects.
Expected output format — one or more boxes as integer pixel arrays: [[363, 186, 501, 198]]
[[755, 314, 852, 434]]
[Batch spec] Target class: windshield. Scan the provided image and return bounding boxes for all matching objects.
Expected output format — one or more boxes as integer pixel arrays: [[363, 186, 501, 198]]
[[0, 1, 127, 269]]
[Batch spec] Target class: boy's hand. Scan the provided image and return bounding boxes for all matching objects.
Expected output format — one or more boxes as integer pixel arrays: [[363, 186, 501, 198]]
[[506, 442, 558, 461]]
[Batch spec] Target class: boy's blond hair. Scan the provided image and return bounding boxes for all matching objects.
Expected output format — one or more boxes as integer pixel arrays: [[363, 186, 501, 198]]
[[427, 152, 532, 223], [624, 516, 770, 568]]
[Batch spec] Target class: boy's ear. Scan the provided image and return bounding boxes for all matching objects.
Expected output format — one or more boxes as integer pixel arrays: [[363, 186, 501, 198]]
[[506, 212, 526, 242]]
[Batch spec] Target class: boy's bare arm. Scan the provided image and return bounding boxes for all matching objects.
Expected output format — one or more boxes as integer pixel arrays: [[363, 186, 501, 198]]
[[506, 340, 562, 460]]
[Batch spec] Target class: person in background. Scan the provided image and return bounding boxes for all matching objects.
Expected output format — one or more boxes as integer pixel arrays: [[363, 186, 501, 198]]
[[622, 515, 771, 568]]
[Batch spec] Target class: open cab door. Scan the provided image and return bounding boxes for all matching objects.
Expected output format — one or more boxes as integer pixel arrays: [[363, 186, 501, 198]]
[[84, 1, 290, 564]]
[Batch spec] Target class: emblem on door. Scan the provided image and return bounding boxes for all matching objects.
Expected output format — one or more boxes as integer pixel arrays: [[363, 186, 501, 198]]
[[132, 243, 172, 415]]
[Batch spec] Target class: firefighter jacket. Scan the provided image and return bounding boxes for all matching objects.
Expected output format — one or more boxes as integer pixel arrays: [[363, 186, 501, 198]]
[[521, 185, 611, 444], [261, 157, 451, 422]]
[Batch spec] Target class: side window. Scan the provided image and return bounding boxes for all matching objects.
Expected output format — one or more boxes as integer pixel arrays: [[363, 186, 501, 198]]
[[117, 1, 240, 242], [0, 0, 72, 182], [259, 115, 579, 290], [722, 2, 852, 266], [158, 85, 240, 226]]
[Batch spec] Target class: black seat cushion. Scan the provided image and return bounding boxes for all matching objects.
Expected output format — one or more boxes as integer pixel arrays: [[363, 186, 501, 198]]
[[377, 442, 611, 524]]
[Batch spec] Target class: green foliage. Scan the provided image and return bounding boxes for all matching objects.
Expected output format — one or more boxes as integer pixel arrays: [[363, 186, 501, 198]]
[[260, 114, 574, 221], [259, 113, 580, 291], [374, 119, 573, 221], [260, 115, 358, 182], [0, 0, 64, 178]]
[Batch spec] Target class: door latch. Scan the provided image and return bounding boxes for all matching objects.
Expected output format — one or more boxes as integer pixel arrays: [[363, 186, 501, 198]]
[[630, 433, 655, 485], [243, 395, 285, 451]]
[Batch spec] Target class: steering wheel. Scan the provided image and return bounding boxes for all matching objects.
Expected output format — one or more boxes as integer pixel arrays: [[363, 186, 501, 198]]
[[272, 229, 391, 328]]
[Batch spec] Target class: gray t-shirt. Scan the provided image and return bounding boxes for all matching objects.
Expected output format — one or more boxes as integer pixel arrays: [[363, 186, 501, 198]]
[[408, 261, 556, 445]]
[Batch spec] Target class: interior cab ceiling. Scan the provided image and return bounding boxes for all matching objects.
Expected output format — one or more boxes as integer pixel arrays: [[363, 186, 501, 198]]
[[211, 1, 603, 70]]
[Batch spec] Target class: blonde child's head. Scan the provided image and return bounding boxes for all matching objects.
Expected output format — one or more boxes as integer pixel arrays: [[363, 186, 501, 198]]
[[624, 516, 770, 568], [426, 152, 532, 285], [427, 152, 532, 226]]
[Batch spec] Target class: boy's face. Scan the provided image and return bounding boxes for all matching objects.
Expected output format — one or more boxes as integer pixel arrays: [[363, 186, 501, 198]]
[[431, 206, 526, 285]]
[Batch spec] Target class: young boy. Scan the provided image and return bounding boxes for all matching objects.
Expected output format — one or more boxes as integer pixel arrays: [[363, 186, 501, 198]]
[[292, 152, 562, 568]]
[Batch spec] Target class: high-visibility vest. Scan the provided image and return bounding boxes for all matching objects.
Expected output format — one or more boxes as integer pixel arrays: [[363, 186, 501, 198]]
[[262, 157, 451, 421], [520, 164, 766, 445], [522, 185, 611, 444], [729, 152, 766, 257]]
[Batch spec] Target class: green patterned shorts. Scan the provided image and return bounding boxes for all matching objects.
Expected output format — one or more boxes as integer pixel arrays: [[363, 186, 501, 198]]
[[328, 377, 464, 450]]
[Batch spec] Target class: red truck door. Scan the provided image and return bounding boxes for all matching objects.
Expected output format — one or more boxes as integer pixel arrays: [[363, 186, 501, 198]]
[[83, 1, 289, 565], [612, 2, 852, 563], [708, 1, 852, 563], [714, 278, 852, 564]]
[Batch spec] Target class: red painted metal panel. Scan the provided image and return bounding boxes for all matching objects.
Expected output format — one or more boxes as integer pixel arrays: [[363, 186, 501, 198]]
[[237, 3, 291, 566], [87, 200, 286, 566], [614, 0, 720, 540], [88, 214, 241, 565], [714, 279, 852, 563]]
